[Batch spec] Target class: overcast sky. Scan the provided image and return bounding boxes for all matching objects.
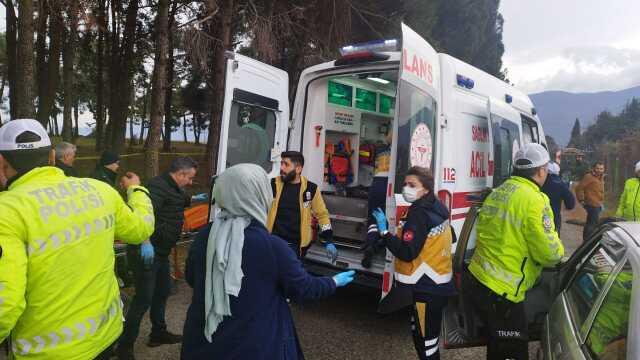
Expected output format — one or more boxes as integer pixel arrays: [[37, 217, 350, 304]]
[[499, 0, 640, 94]]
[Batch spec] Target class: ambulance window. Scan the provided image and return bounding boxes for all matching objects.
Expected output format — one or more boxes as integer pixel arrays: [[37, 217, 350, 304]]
[[521, 115, 540, 144], [491, 115, 520, 187], [394, 80, 437, 193], [226, 102, 276, 171]]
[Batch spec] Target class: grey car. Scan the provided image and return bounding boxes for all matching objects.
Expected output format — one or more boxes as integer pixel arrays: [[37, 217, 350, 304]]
[[442, 205, 637, 359]]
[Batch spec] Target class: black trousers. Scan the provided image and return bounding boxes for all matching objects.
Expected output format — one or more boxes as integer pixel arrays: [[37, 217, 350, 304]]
[[583, 205, 602, 241], [465, 273, 529, 360], [94, 341, 116, 359], [411, 292, 448, 360], [119, 246, 172, 347]]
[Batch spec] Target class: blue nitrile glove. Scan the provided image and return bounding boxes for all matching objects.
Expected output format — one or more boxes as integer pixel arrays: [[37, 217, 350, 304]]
[[372, 208, 388, 233], [325, 243, 338, 263], [192, 193, 208, 202], [140, 241, 154, 265], [332, 270, 356, 287]]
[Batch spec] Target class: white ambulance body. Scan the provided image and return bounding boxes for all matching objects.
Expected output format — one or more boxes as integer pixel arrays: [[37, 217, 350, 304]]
[[214, 23, 545, 295]]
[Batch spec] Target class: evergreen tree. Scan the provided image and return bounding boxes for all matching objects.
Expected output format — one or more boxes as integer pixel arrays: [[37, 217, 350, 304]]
[[568, 118, 582, 148]]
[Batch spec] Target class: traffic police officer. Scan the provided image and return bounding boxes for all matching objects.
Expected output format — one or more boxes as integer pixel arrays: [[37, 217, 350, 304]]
[[0, 119, 155, 359], [467, 143, 565, 360], [615, 160, 640, 221]]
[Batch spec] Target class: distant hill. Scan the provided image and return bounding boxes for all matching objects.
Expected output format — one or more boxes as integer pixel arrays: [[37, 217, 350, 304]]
[[530, 85, 640, 146]]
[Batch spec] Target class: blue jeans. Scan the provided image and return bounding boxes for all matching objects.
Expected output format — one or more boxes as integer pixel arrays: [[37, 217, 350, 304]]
[[119, 246, 171, 347], [583, 205, 602, 241]]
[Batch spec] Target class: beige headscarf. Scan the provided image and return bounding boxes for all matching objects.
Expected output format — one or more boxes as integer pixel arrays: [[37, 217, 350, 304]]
[[204, 164, 273, 341]]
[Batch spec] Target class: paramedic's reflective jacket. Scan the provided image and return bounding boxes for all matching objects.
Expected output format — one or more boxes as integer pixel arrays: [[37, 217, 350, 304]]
[[0, 167, 155, 360], [469, 176, 565, 303]]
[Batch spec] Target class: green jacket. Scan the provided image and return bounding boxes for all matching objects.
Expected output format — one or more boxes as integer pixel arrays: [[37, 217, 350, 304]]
[[616, 177, 640, 221], [469, 176, 565, 303], [587, 271, 631, 355], [0, 167, 155, 359]]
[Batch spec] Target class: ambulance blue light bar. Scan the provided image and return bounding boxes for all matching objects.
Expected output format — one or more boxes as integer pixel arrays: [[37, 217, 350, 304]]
[[339, 39, 398, 56], [505, 94, 513, 103], [456, 74, 474, 89]]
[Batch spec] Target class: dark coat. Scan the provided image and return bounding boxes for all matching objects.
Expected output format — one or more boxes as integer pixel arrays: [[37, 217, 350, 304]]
[[181, 221, 336, 360], [542, 173, 576, 230], [91, 166, 117, 187], [147, 172, 191, 257], [56, 162, 79, 177]]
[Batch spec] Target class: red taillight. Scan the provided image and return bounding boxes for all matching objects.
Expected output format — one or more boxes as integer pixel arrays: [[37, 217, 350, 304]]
[[438, 190, 453, 221], [382, 271, 391, 293]]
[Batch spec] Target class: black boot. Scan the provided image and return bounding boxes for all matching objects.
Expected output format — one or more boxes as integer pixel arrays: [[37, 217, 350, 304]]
[[115, 344, 135, 360], [147, 329, 183, 347]]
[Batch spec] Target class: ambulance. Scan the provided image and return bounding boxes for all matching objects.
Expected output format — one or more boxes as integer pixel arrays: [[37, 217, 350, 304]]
[[212, 23, 546, 299]]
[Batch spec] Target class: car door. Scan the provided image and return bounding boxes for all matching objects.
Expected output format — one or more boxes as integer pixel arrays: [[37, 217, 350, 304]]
[[544, 226, 634, 360], [216, 52, 289, 178], [442, 203, 603, 349]]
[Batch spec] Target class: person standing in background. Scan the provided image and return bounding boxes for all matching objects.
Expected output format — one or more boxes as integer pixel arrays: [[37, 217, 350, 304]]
[[92, 151, 121, 187], [615, 161, 640, 221], [541, 162, 576, 231], [54, 141, 79, 177], [575, 162, 605, 240]]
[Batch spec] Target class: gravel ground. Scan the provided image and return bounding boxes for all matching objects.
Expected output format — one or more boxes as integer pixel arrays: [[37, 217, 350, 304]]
[[128, 209, 583, 360]]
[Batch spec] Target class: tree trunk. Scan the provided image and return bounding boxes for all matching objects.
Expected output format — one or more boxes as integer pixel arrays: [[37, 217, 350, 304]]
[[15, 0, 36, 119], [205, 0, 234, 179], [193, 114, 200, 145], [162, 2, 178, 151], [144, 0, 169, 179], [182, 113, 187, 143], [6, 0, 18, 119], [35, 0, 48, 118], [139, 89, 148, 145], [62, 1, 79, 142], [0, 76, 6, 124], [73, 101, 79, 139], [109, 0, 140, 153], [95, 0, 106, 151], [37, 5, 63, 127]]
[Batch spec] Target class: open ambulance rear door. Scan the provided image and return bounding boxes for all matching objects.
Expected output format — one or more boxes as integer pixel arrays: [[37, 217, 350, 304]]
[[379, 23, 441, 312], [215, 52, 290, 178]]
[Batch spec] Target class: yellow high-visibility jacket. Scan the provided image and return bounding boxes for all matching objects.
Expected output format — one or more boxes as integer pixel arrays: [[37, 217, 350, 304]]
[[616, 177, 640, 221], [266, 176, 331, 253], [469, 176, 565, 303], [0, 167, 155, 359]]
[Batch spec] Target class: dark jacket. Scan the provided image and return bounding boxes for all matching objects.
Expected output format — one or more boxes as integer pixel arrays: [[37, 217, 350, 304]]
[[91, 166, 117, 187], [147, 172, 191, 256], [383, 193, 456, 297], [181, 221, 336, 360], [542, 173, 576, 230], [56, 162, 79, 177]]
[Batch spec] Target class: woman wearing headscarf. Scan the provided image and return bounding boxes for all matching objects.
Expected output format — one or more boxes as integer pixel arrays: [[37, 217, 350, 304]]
[[181, 164, 355, 360], [371, 166, 455, 360]]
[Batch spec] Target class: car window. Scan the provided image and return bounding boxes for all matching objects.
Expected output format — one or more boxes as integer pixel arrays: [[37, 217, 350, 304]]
[[226, 102, 276, 171], [564, 244, 620, 333], [463, 213, 479, 264], [585, 260, 632, 360]]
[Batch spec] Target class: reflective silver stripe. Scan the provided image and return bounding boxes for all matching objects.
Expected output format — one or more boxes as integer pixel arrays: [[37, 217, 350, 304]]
[[12, 297, 121, 355], [395, 263, 452, 284], [475, 254, 522, 289], [319, 223, 332, 232], [27, 214, 117, 258], [144, 215, 154, 226], [425, 337, 438, 347], [425, 345, 438, 356]]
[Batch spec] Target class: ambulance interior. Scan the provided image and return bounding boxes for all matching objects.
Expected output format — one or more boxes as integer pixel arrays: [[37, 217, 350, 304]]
[[302, 70, 398, 251]]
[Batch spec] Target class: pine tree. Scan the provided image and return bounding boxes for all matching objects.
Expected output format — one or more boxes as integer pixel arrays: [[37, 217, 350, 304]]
[[568, 118, 582, 148]]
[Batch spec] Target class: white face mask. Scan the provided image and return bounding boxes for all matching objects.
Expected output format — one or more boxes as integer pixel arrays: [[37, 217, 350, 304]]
[[402, 186, 422, 203]]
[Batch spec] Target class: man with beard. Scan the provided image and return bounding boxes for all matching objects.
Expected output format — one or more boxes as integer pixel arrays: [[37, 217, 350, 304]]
[[267, 151, 337, 261]]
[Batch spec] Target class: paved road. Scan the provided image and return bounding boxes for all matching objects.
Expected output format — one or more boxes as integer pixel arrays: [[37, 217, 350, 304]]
[[130, 208, 584, 360]]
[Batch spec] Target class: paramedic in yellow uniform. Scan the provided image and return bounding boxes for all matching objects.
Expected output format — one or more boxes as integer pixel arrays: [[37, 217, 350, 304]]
[[371, 166, 455, 360], [0, 119, 155, 360]]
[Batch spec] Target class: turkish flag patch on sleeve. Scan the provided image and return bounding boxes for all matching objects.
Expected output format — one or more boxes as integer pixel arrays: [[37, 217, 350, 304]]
[[402, 230, 414, 242]]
